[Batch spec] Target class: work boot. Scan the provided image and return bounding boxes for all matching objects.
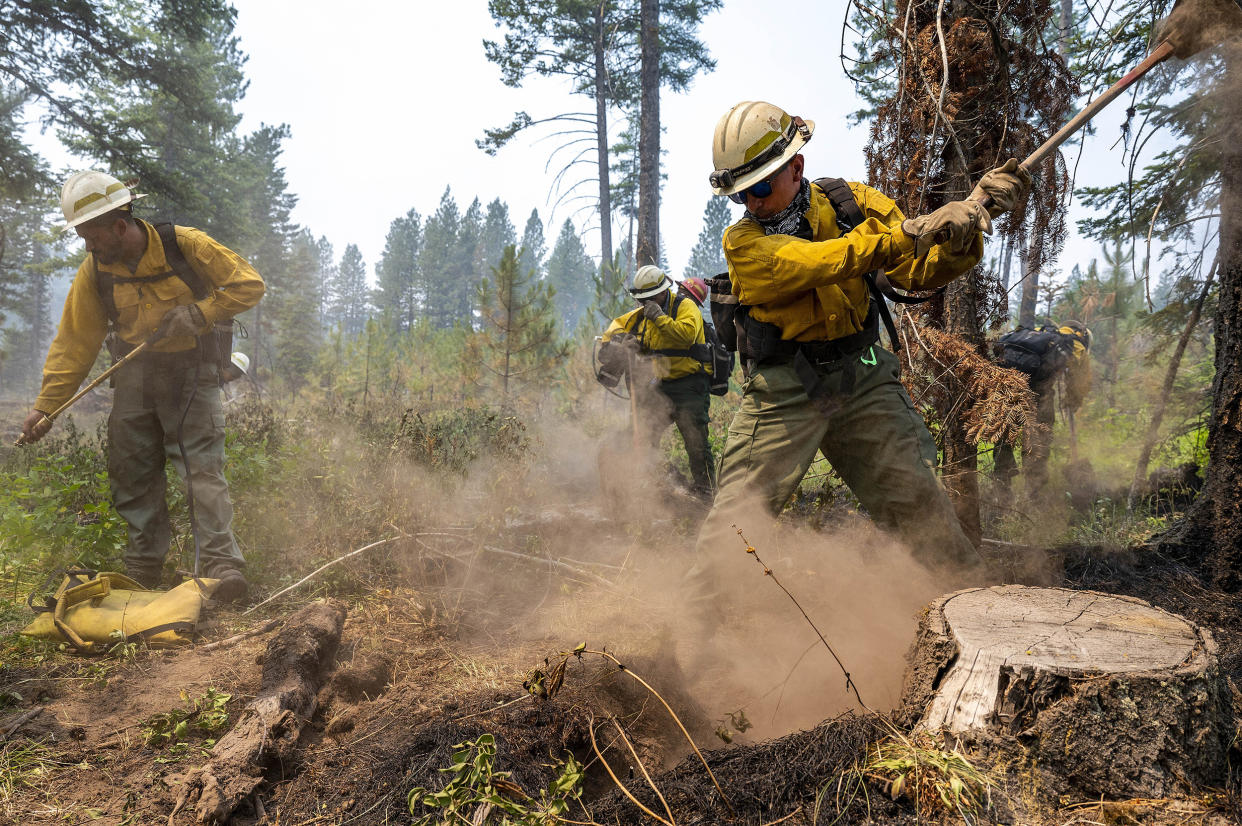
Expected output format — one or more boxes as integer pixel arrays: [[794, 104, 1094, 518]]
[[211, 568, 249, 603], [127, 568, 163, 590]]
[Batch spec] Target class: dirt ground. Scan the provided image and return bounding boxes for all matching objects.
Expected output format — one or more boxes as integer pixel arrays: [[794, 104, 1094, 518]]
[[2, 498, 1240, 825]]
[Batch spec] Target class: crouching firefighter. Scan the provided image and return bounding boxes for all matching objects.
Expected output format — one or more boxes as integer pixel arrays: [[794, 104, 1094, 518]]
[[687, 100, 1032, 600], [595, 265, 716, 499], [19, 171, 265, 601]]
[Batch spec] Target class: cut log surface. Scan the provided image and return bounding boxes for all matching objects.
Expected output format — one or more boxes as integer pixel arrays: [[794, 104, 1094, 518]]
[[903, 585, 1231, 799], [923, 586, 1199, 731]]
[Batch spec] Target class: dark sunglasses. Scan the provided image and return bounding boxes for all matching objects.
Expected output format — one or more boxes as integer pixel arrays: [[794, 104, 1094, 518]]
[[727, 176, 777, 204]]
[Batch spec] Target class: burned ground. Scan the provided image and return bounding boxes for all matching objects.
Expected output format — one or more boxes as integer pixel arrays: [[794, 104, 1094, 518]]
[[2, 500, 1241, 825]]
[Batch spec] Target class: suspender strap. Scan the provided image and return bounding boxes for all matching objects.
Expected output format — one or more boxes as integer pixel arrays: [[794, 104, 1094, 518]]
[[94, 223, 210, 325], [154, 223, 210, 301], [815, 177, 944, 353]]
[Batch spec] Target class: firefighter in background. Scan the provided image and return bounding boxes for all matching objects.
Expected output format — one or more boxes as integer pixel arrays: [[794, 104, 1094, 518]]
[[19, 171, 264, 600], [993, 321, 1093, 492], [597, 265, 716, 498]]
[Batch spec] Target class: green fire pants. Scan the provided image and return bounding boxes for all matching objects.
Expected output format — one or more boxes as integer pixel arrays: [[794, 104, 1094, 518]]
[[689, 344, 980, 597], [637, 371, 715, 495], [108, 356, 244, 583], [993, 376, 1056, 492]]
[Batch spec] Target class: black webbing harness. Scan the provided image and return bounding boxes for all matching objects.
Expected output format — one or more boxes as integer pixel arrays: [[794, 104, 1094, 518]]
[[812, 177, 942, 351], [626, 293, 713, 364], [95, 223, 211, 330]]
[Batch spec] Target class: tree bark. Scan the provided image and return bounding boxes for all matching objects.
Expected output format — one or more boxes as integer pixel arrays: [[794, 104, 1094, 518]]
[[1155, 48, 1242, 589], [903, 586, 1231, 799], [1017, 231, 1039, 328], [636, 0, 660, 267], [594, 3, 613, 268]]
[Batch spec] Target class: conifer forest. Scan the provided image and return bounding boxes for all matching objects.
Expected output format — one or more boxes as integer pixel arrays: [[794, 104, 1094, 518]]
[[1, 1, 1241, 824]]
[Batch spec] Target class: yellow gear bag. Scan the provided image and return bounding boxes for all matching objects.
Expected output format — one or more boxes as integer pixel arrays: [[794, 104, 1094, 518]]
[[22, 569, 222, 653]]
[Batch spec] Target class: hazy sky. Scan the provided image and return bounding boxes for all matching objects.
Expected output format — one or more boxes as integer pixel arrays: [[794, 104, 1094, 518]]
[[22, 1, 1165, 290], [226, 0, 1148, 286]]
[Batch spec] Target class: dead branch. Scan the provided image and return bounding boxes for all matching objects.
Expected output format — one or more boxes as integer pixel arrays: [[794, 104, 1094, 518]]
[[196, 619, 281, 653], [243, 537, 397, 615], [0, 706, 44, 742]]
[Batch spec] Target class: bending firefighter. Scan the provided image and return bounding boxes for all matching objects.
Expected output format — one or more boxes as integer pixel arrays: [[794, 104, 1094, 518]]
[[597, 265, 716, 498], [690, 101, 1030, 590], [19, 172, 265, 601], [992, 321, 1093, 492]]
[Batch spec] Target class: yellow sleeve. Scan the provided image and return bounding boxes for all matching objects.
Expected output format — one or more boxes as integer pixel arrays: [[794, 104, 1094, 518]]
[[724, 216, 918, 306], [601, 309, 640, 342], [34, 261, 110, 414], [647, 296, 704, 348], [851, 183, 984, 291], [175, 227, 265, 324]]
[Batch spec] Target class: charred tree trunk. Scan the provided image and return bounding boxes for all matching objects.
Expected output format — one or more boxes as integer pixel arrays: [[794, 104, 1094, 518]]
[[594, 4, 613, 268], [173, 601, 346, 824], [1155, 48, 1242, 589], [903, 586, 1232, 799], [942, 262, 985, 545], [636, 0, 660, 267]]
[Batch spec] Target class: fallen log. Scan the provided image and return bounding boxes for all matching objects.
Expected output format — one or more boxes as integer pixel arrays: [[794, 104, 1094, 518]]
[[172, 600, 346, 824], [902, 585, 1231, 799]]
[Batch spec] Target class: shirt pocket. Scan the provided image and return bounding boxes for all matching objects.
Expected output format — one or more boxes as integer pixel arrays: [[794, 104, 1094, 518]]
[[149, 274, 193, 304], [110, 282, 143, 331]]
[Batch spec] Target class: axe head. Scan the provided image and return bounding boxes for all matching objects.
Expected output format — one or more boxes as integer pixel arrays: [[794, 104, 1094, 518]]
[[1154, 0, 1242, 59]]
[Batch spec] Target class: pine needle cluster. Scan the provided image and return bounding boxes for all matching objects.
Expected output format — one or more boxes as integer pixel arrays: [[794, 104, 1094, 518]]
[[901, 321, 1041, 448]]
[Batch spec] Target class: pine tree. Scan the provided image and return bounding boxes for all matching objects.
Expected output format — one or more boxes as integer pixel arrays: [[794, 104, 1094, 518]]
[[1, 0, 241, 209], [419, 187, 461, 330], [468, 244, 568, 402], [332, 244, 370, 337], [481, 0, 720, 267], [374, 209, 423, 332], [545, 219, 596, 334], [518, 209, 547, 281], [315, 236, 337, 330], [453, 198, 484, 327], [271, 231, 323, 390], [683, 195, 733, 281], [477, 199, 517, 285], [585, 252, 632, 336]]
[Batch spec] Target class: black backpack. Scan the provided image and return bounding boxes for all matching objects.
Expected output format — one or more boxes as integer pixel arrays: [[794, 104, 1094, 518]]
[[994, 326, 1076, 382], [700, 321, 735, 396]]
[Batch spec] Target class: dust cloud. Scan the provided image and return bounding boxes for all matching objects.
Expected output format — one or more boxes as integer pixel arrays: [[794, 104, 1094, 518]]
[[389, 399, 985, 744]]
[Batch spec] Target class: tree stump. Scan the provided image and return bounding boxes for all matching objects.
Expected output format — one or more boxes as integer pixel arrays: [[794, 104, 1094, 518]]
[[902, 585, 1232, 799]]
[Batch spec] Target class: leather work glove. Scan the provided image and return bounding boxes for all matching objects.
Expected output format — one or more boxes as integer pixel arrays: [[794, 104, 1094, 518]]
[[641, 300, 665, 321], [969, 158, 1032, 218], [154, 303, 207, 340], [901, 200, 992, 258], [21, 409, 53, 444]]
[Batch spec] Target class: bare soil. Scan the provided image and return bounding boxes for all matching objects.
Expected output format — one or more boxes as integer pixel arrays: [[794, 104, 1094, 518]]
[[2, 513, 1241, 826]]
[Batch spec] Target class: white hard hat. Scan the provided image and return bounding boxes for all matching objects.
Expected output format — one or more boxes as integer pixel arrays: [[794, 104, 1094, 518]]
[[230, 352, 250, 375], [709, 102, 814, 197], [630, 265, 673, 300], [59, 171, 146, 231]]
